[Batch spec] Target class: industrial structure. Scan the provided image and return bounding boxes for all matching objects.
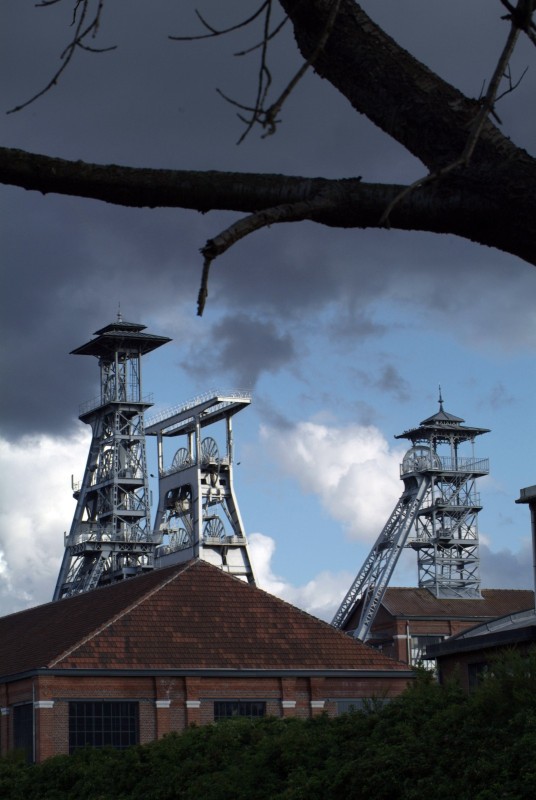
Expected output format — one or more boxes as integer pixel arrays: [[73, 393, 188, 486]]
[[145, 391, 255, 583], [53, 317, 255, 599], [332, 394, 490, 641], [53, 316, 170, 600]]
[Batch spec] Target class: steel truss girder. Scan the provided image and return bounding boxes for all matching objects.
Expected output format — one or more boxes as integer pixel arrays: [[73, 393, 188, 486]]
[[332, 475, 430, 637], [333, 402, 489, 639], [147, 393, 255, 583], [53, 318, 170, 601], [54, 404, 154, 600], [412, 471, 483, 597]]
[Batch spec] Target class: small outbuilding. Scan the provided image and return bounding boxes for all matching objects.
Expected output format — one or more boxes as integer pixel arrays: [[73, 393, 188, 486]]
[[0, 560, 413, 762], [360, 586, 534, 664], [426, 607, 536, 691]]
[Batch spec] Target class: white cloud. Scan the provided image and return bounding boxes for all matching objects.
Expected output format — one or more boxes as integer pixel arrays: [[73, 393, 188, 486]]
[[1, 421, 531, 624], [252, 419, 535, 616], [248, 531, 534, 630], [260, 421, 405, 543], [0, 430, 90, 615], [249, 531, 353, 621]]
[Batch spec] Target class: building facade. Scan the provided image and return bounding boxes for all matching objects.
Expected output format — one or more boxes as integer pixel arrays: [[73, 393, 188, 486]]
[[0, 560, 413, 762], [427, 608, 536, 691], [359, 586, 534, 665]]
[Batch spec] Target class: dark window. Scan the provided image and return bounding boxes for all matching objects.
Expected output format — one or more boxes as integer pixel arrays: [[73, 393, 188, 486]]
[[468, 661, 489, 691], [214, 701, 266, 721], [336, 699, 390, 715], [69, 701, 139, 753], [13, 704, 33, 762]]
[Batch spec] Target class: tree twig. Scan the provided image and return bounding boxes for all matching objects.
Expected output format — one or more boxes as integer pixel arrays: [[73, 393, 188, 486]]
[[7, 0, 114, 114], [380, 0, 528, 226], [197, 194, 334, 315], [169, 2, 270, 41]]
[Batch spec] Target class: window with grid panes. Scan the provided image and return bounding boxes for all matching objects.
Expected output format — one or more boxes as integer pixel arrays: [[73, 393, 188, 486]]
[[214, 701, 266, 721], [68, 701, 139, 753]]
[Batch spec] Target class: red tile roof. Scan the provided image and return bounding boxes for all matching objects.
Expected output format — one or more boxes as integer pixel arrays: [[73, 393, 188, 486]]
[[0, 560, 410, 679], [380, 587, 533, 619]]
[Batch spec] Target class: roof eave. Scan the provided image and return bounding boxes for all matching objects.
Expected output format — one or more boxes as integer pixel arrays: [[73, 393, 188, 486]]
[[0, 666, 415, 684]]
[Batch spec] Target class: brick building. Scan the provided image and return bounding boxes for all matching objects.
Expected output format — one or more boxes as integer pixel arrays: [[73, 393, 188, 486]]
[[427, 607, 536, 691], [0, 560, 413, 762], [357, 586, 534, 664]]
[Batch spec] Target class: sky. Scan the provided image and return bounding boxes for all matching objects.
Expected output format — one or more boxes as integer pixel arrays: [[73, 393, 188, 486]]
[[1, 1, 535, 619]]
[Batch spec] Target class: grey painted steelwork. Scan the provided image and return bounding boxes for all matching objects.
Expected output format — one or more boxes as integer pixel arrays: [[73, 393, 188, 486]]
[[516, 484, 536, 609], [145, 391, 255, 583], [331, 475, 429, 636], [332, 392, 489, 640], [53, 316, 170, 600]]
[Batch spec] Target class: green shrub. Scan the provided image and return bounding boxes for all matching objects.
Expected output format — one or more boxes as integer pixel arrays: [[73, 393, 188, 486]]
[[2, 649, 534, 799]]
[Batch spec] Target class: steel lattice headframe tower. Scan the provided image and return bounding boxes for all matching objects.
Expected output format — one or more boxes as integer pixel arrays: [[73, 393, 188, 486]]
[[145, 391, 255, 583], [53, 316, 170, 600], [332, 393, 490, 640]]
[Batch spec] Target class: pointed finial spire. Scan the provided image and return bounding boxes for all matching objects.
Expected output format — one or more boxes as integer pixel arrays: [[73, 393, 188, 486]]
[[117, 302, 122, 323], [438, 384, 444, 411]]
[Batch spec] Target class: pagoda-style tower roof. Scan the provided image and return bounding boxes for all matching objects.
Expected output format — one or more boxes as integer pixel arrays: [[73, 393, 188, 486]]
[[71, 315, 171, 358], [395, 392, 489, 444]]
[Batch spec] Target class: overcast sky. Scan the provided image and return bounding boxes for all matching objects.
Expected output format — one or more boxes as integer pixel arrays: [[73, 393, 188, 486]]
[[1, 1, 535, 618]]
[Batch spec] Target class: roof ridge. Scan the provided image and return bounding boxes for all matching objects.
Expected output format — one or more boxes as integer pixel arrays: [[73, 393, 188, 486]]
[[48, 563, 193, 667]]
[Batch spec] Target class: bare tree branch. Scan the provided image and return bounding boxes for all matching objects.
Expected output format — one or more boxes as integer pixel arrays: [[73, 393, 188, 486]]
[[500, 0, 536, 43], [2, 0, 536, 318], [234, 16, 288, 57], [380, 1, 526, 225], [182, 1, 341, 142], [255, 0, 342, 137], [198, 193, 334, 314], [7, 0, 115, 115], [230, 0, 342, 141], [169, 2, 270, 41]]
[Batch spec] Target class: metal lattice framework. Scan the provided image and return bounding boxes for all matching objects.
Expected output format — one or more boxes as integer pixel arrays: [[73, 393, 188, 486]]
[[332, 395, 490, 640], [331, 475, 429, 637], [145, 391, 255, 583], [53, 316, 170, 600]]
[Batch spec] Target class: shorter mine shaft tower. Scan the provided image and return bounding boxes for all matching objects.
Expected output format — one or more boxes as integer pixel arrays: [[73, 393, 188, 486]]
[[332, 394, 489, 640], [53, 317, 170, 600], [145, 391, 255, 583]]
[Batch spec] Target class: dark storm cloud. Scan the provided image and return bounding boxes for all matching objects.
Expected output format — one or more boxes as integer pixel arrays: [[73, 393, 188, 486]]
[[0, 189, 203, 439], [209, 222, 536, 354], [357, 364, 411, 403], [183, 313, 296, 388], [374, 365, 410, 401], [207, 224, 401, 328], [479, 542, 533, 590], [488, 383, 516, 411], [2, 1, 536, 442]]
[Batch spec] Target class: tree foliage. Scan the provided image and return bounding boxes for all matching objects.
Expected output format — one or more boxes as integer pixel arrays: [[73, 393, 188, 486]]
[[2, 649, 535, 799], [1, 1, 535, 313]]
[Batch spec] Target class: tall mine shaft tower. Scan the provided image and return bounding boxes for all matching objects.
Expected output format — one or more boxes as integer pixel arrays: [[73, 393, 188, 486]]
[[53, 316, 170, 600], [332, 393, 490, 640]]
